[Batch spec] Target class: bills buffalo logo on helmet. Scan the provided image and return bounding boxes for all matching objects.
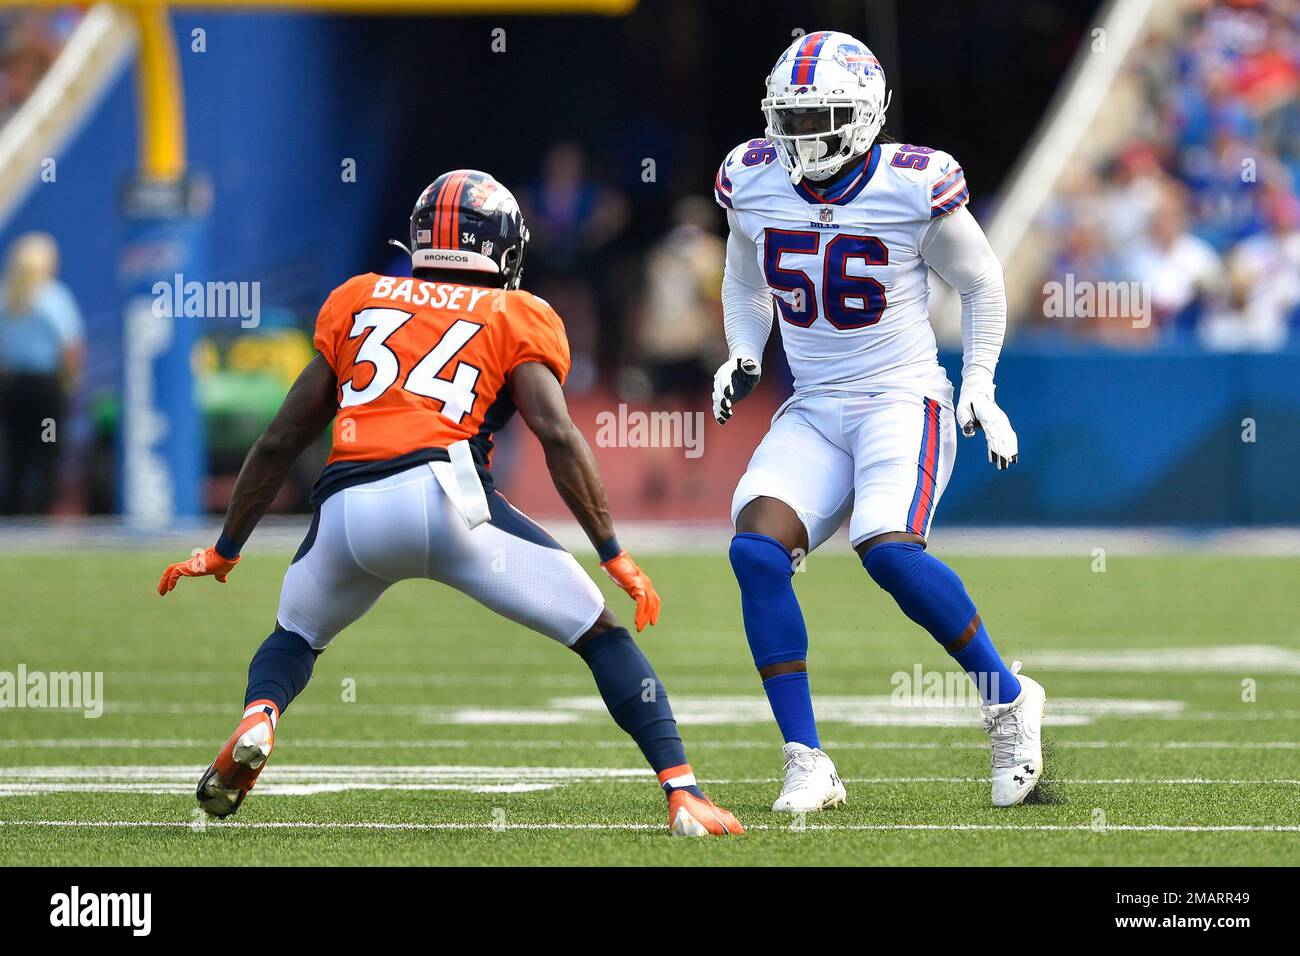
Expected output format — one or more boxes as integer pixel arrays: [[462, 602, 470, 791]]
[[833, 42, 882, 78]]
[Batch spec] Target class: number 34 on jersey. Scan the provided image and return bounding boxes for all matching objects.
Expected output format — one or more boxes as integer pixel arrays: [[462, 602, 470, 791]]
[[312, 272, 571, 467]]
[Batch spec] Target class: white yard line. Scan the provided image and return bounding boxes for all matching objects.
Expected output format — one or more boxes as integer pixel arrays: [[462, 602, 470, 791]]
[[2, 765, 1298, 798], [679, 777, 1300, 785], [92, 694, 1189, 728], [2, 778, 1298, 793], [0, 819, 1297, 833], [8, 518, 1300, 556], [3, 738, 1299, 751]]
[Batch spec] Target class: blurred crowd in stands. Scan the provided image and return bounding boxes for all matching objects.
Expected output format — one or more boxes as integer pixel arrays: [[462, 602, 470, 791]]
[[1037, 0, 1300, 350], [518, 143, 726, 401], [0, 6, 79, 126]]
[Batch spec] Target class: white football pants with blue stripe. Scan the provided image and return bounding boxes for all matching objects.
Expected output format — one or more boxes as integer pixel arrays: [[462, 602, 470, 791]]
[[731, 390, 958, 549]]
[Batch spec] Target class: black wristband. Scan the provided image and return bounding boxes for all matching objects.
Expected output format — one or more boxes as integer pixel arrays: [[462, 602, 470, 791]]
[[596, 536, 622, 563], [214, 533, 242, 561]]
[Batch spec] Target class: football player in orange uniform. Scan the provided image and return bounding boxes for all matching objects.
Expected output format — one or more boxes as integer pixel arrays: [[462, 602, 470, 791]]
[[158, 170, 741, 837]]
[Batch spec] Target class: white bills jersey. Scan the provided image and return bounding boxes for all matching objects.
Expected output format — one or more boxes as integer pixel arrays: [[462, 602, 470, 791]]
[[715, 139, 970, 398]]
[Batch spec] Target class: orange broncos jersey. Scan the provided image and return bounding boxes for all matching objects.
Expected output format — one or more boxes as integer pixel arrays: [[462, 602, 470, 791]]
[[312, 272, 570, 480]]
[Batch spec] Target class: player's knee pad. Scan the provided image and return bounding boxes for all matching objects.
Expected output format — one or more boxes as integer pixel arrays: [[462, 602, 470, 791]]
[[862, 541, 976, 645], [729, 533, 807, 668], [729, 532, 793, 584], [862, 540, 927, 592]]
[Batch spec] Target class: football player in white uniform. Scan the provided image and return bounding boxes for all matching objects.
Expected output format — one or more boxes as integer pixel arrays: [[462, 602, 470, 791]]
[[712, 31, 1046, 811]]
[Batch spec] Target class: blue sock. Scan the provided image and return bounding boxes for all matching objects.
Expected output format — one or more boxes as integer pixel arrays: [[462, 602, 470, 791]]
[[244, 627, 321, 714], [761, 672, 821, 749], [729, 533, 821, 748], [578, 627, 703, 797], [863, 542, 1021, 705]]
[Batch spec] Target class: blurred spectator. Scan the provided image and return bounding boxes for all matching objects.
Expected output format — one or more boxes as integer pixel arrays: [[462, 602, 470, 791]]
[[1036, 0, 1300, 350], [520, 142, 629, 391], [1127, 184, 1225, 338], [627, 197, 725, 503], [1202, 187, 1300, 349], [637, 196, 725, 399], [0, 232, 84, 514], [1104, 154, 1164, 246]]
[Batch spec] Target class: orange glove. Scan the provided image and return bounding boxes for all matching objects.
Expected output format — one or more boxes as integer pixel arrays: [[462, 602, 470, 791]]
[[157, 546, 241, 596], [600, 550, 661, 632]]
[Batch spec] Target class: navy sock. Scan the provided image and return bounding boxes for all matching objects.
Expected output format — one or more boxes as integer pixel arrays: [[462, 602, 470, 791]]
[[863, 542, 1021, 705], [244, 627, 321, 714], [729, 533, 821, 747], [578, 627, 702, 797], [761, 672, 821, 749]]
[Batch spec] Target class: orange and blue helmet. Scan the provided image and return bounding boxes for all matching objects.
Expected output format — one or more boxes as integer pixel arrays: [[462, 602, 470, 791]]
[[404, 170, 529, 289]]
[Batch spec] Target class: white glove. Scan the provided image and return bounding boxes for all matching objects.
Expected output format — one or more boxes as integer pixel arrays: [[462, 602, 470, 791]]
[[711, 356, 761, 425], [955, 376, 1018, 471]]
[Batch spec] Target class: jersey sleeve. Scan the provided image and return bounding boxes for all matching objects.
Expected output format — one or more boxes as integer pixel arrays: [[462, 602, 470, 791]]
[[508, 293, 572, 385], [714, 147, 739, 210], [721, 210, 773, 364], [927, 151, 970, 219], [714, 138, 780, 212], [313, 275, 367, 370]]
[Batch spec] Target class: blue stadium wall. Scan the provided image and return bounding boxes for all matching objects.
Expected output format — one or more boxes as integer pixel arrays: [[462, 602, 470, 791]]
[[939, 348, 1300, 526]]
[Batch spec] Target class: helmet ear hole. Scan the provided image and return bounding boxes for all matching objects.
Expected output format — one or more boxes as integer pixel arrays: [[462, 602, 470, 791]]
[[502, 243, 526, 290]]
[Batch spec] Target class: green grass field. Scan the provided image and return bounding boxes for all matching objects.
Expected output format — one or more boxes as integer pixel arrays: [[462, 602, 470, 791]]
[[1, 548, 1297, 866]]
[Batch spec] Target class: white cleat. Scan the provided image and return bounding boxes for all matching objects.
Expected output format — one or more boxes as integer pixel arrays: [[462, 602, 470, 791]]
[[771, 742, 847, 813], [982, 662, 1046, 807]]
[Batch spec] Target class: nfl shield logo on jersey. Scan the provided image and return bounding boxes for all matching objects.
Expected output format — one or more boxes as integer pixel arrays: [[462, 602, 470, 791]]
[[819, 207, 833, 223]]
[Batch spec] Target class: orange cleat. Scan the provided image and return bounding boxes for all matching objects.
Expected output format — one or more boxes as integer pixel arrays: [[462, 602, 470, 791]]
[[667, 790, 745, 837], [195, 700, 278, 818]]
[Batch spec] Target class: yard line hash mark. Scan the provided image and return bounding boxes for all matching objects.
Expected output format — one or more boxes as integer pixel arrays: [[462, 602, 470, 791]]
[[4, 738, 1299, 751], [2, 819, 1298, 834], [3, 766, 1300, 797]]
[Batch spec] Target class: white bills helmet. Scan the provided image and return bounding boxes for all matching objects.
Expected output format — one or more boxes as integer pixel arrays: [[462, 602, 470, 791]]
[[762, 31, 891, 183]]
